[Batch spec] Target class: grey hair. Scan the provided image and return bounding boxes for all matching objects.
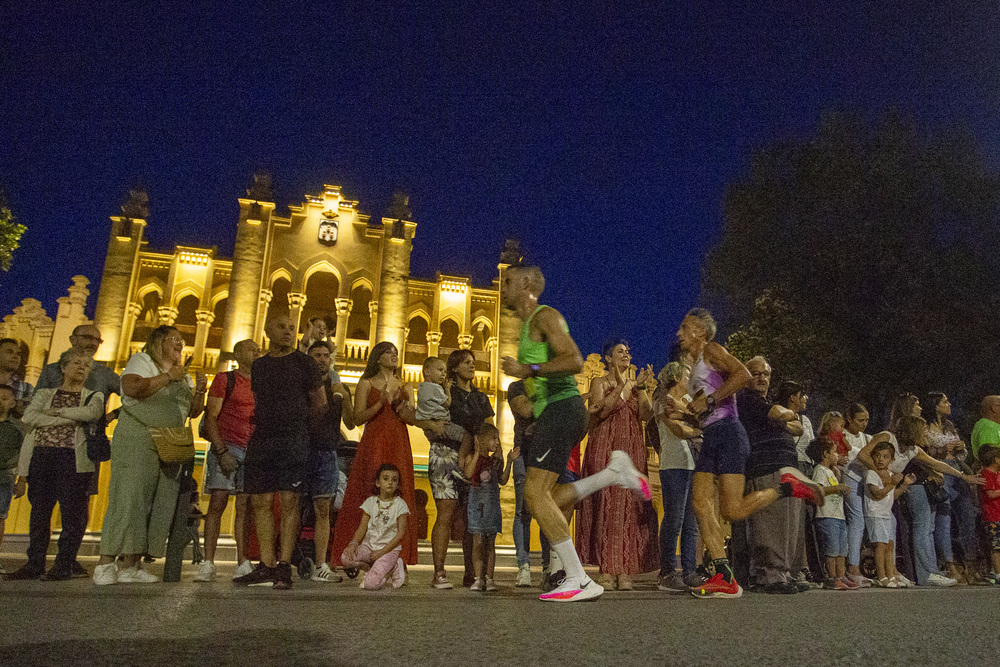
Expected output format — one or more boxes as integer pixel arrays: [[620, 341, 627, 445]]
[[658, 361, 689, 387], [59, 348, 93, 369], [685, 308, 717, 341], [746, 355, 770, 371]]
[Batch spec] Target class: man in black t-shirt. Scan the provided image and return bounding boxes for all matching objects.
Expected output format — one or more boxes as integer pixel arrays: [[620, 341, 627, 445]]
[[235, 315, 325, 590], [735, 356, 818, 593]]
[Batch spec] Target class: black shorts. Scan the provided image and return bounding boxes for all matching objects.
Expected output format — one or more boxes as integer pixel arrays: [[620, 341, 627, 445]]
[[525, 395, 588, 475], [243, 432, 310, 495]]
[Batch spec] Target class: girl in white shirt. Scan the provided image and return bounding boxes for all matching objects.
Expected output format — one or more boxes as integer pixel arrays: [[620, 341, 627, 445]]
[[342, 463, 410, 590]]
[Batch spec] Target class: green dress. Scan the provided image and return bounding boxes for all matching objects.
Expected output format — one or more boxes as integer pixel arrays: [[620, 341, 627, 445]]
[[99, 374, 192, 558]]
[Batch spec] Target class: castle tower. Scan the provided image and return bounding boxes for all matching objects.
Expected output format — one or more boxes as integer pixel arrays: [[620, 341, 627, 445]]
[[220, 171, 275, 357], [93, 188, 148, 363], [495, 238, 523, 447], [49, 276, 91, 361], [375, 192, 417, 352]]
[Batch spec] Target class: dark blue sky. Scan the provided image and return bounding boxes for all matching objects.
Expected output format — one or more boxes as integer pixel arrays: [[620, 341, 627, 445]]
[[2, 3, 998, 368]]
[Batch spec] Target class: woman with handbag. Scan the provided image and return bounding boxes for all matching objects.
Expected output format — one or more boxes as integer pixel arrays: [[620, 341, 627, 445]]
[[5, 350, 104, 581], [94, 325, 206, 585]]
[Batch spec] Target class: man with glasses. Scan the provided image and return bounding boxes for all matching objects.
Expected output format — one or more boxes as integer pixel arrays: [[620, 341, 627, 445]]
[[35, 324, 121, 578]]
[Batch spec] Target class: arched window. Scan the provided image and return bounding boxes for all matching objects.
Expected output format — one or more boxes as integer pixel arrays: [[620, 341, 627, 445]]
[[405, 315, 428, 366], [270, 278, 291, 320], [439, 318, 461, 352], [347, 284, 372, 340], [302, 271, 339, 338], [175, 295, 199, 345]]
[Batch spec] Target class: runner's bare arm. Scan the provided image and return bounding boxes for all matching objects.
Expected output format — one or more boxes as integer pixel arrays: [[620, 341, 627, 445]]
[[501, 307, 583, 378], [701, 342, 751, 402]]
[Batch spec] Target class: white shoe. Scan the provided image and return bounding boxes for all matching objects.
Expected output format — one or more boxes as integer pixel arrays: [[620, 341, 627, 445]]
[[893, 574, 914, 588], [539, 575, 604, 602], [311, 563, 344, 583], [93, 562, 118, 586], [117, 566, 160, 584], [232, 559, 254, 580], [608, 450, 651, 500], [847, 573, 872, 588], [516, 563, 532, 587], [193, 561, 216, 582], [926, 572, 957, 587]]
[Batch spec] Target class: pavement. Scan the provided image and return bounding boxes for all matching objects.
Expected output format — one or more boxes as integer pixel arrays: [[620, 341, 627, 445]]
[[2, 555, 998, 666]]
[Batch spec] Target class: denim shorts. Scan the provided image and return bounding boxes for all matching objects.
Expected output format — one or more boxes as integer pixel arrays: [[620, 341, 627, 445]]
[[308, 449, 339, 498], [468, 484, 502, 535], [815, 517, 848, 558], [694, 416, 750, 476], [203, 444, 246, 494], [866, 515, 895, 544], [0, 469, 14, 519]]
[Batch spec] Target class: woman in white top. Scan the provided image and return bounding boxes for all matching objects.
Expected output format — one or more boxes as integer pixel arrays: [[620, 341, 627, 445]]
[[855, 394, 982, 587], [841, 403, 873, 585], [652, 361, 701, 592], [94, 326, 206, 585]]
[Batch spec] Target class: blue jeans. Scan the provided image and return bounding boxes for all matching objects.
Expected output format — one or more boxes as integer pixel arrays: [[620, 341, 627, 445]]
[[905, 484, 943, 584], [659, 468, 698, 576], [945, 471, 981, 562], [512, 458, 530, 567], [843, 474, 866, 567]]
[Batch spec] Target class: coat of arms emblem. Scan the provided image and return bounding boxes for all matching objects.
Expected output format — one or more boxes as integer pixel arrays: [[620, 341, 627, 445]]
[[318, 211, 339, 246]]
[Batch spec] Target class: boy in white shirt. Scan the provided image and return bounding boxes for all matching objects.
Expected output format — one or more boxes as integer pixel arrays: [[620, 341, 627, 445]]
[[864, 441, 916, 588], [807, 437, 853, 590]]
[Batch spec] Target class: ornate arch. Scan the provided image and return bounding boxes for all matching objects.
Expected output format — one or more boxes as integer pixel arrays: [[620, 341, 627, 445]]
[[270, 267, 292, 287]]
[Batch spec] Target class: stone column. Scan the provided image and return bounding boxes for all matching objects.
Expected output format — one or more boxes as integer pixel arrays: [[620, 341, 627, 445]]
[[93, 211, 146, 363], [334, 298, 353, 358], [287, 293, 307, 335], [253, 289, 272, 345], [193, 309, 215, 368], [426, 330, 441, 358], [116, 302, 143, 364], [50, 276, 91, 361], [458, 333, 474, 350], [367, 301, 379, 354], [157, 306, 179, 326], [375, 214, 416, 353]]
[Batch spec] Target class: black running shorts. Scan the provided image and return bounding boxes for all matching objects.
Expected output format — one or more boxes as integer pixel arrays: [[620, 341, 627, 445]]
[[524, 395, 588, 475]]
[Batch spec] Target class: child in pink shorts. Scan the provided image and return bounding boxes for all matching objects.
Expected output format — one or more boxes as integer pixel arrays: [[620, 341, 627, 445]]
[[341, 463, 410, 590]]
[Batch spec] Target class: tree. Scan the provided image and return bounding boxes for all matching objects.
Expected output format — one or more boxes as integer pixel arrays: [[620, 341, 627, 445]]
[[0, 189, 26, 278], [703, 111, 1000, 422]]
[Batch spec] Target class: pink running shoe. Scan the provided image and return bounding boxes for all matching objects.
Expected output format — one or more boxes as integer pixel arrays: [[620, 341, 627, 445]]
[[778, 466, 824, 506], [538, 576, 604, 602], [609, 450, 652, 500]]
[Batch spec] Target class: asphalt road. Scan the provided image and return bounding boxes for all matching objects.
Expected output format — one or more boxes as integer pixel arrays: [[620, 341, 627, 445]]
[[1, 559, 996, 666]]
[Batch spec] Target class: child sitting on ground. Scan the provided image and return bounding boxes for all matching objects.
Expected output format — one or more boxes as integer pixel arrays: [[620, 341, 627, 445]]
[[415, 357, 467, 443], [864, 441, 916, 588], [977, 445, 1000, 582], [341, 463, 410, 590], [807, 437, 854, 589], [463, 423, 514, 592]]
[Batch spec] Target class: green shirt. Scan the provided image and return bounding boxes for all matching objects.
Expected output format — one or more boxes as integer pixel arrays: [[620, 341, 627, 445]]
[[517, 305, 579, 418], [971, 418, 1000, 457], [0, 416, 24, 473]]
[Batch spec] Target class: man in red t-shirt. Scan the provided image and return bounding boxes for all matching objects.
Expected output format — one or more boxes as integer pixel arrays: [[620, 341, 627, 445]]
[[195, 339, 260, 582]]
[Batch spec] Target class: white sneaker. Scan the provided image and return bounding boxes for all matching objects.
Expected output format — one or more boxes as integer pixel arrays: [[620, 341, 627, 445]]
[[608, 450, 651, 500], [193, 561, 216, 582], [232, 559, 254, 580], [516, 563, 532, 587], [847, 573, 872, 588], [538, 575, 604, 602], [117, 566, 160, 584], [311, 563, 344, 583], [926, 572, 957, 587], [893, 574, 914, 588], [93, 562, 118, 586]]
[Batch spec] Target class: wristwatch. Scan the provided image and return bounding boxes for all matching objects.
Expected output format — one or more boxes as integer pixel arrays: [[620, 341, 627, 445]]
[[529, 364, 542, 378], [706, 394, 717, 412]]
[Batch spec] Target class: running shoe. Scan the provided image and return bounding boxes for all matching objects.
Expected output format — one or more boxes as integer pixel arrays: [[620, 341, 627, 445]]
[[71, 561, 89, 578], [658, 574, 688, 593], [232, 560, 254, 580], [778, 467, 824, 506], [690, 573, 743, 599], [516, 564, 532, 587], [193, 561, 216, 582], [117, 566, 159, 583], [925, 572, 956, 587], [233, 562, 275, 587], [311, 563, 343, 583], [93, 562, 118, 586], [40, 565, 74, 582], [548, 570, 567, 589], [485, 577, 498, 592], [539, 576, 604, 602], [847, 573, 873, 588], [609, 450, 651, 500], [431, 571, 453, 589], [893, 574, 914, 588], [273, 561, 293, 590], [470, 577, 485, 591], [840, 576, 861, 590]]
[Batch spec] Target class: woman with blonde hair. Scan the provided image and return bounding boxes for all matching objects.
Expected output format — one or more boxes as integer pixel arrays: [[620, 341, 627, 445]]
[[93, 325, 206, 585]]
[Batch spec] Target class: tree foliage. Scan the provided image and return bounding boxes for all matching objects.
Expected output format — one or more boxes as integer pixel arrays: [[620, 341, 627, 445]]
[[704, 111, 1000, 419], [0, 190, 26, 277]]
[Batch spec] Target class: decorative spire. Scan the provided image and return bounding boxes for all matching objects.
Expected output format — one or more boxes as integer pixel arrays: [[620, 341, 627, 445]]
[[247, 170, 273, 202], [500, 237, 522, 266], [387, 191, 412, 221], [121, 187, 149, 219]]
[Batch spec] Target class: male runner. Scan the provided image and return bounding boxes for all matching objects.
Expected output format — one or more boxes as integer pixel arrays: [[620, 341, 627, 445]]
[[676, 308, 823, 598], [501, 264, 650, 602]]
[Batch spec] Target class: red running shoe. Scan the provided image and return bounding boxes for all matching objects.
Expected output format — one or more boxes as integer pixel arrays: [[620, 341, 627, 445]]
[[690, 572, 743, 599], [778, 466, 824, 506]]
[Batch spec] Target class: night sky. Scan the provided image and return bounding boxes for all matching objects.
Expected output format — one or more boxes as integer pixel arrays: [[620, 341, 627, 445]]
[[2, 3, 998, 369]]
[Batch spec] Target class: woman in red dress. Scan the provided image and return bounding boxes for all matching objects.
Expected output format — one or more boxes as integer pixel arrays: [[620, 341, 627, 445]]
[[576, 339, 659, 589], [331, 341, 418, 565]]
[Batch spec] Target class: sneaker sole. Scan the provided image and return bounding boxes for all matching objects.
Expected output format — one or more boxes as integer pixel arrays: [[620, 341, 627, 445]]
[[778, 466, 825, 505], [539, 581, 604, 602], [690, 584, 743, 599]]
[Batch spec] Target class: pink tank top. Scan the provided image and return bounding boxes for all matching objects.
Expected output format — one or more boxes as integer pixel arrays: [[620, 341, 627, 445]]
[[690, 354, 737, 427]]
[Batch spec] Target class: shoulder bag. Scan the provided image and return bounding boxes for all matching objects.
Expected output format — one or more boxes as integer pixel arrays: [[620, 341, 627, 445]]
[[124, 406, 195, 464], [83, 392, 112, 462]]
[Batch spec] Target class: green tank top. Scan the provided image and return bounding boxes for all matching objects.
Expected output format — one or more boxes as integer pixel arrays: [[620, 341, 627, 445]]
[[517, 305, 580, 417]]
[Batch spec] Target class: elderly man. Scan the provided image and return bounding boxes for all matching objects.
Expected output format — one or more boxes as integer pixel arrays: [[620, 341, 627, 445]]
[[676, 309, 823, 598], [735, 356, 811, 594], [972, 396, 1000, 458], [0, 338, 33, 418]]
